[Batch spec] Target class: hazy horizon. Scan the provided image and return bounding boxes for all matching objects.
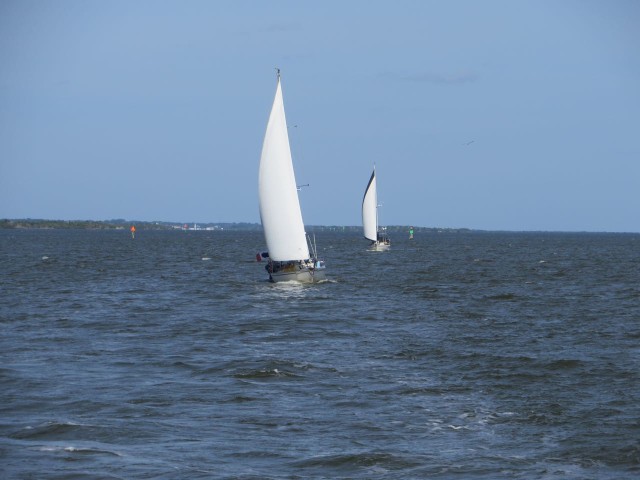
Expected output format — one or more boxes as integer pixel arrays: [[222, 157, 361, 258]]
[[3, 216, 639, 234]]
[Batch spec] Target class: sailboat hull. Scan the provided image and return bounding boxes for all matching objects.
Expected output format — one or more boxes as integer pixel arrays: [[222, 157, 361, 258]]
[[369, 241, 390, 252], [270, 267, 326, 283], [265, 260, 326, 283]]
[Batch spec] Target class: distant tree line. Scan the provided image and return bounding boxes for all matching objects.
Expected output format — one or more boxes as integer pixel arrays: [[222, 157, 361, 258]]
[[0, 219, 121, 229], [0, 219, 262, 231], [1, 219, 469, 233], [307, 225, 471, 233]]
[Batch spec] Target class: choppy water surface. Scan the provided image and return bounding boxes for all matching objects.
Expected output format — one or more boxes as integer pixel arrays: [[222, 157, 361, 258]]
[[1, 229, 639, 479]]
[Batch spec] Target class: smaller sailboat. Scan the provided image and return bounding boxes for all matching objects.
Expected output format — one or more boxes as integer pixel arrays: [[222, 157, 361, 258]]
[[362, 166, 391, 251], [258, 70, 326, 282]]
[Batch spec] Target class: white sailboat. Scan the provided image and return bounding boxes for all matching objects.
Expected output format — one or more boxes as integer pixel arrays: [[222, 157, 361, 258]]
[[258, 70, 326, 282], [362, 167, 391, 251]]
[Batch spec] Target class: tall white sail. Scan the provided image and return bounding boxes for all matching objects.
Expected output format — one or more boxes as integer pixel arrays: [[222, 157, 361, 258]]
[[258, 76, 310, 261], [362, 168, 378, 242]]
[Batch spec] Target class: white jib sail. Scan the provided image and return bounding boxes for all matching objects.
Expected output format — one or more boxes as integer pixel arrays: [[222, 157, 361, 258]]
[[362, 168, 378, 242], [258, 77, 310, 261]]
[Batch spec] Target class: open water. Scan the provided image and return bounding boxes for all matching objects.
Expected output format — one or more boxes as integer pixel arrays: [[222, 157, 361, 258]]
[[1, 229, 639, 479]]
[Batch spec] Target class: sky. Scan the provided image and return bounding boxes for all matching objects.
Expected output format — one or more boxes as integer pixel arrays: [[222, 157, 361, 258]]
[[1, 0, 638, 232]]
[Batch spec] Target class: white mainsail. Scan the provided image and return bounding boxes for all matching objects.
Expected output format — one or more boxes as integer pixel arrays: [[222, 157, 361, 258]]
[[362, 168, 378, 242], [258, 75, 310, 262]]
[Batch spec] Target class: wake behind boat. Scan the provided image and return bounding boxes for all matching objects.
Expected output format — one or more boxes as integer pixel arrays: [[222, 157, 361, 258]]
[[258, 70, 327, 283], [362, 166, 390, 251]]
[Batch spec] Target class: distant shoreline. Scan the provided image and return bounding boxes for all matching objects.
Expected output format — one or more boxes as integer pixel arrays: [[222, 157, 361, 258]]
[[1, 219, 636, 234], [0, 219, 444, 233], [0, 219, 256, 231]]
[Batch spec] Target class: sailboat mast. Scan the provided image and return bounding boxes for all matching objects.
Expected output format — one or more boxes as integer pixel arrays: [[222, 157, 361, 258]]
[[374, 165, 379, 235]]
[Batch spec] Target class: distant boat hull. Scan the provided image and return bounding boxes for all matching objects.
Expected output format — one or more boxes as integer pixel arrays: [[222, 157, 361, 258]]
[[266, 260, 327, 283], [369, 240, 390, 252]]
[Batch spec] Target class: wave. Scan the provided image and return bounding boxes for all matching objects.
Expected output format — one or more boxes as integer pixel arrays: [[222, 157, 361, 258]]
[[292, 451, 423, 471], [36, 444, 123, 457], [9, 421, 118, 443]]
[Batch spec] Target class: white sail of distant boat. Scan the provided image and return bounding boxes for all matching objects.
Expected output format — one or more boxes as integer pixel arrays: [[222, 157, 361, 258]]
[[258, 70, 326, 282], [362, 166, 390, 251]]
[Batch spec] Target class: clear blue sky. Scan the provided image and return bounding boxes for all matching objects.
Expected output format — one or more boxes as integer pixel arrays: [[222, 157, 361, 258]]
[[1, 0, 638, 232]]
